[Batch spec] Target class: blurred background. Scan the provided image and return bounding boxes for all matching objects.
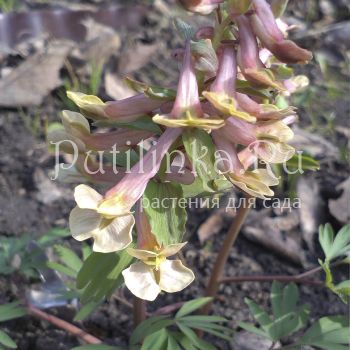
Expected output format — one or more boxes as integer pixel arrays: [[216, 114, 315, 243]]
[[0, 0, 349, 349]]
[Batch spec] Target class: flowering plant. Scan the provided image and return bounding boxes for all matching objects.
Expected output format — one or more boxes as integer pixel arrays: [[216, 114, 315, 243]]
[[40, 1, 349, 349]]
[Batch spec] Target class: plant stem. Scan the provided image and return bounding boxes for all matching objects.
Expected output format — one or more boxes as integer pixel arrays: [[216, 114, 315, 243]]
[[133, 297, 146, 326], [27, 305, 102, 344], [220, 260, 345, 286], [220, 275, 324, 286], [201, 196, 253, 315]]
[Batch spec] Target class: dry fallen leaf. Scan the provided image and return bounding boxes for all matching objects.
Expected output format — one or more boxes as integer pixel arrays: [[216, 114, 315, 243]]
[[0, 41, 72, 107], [297, 176, 325, 253], [243, 208, 305, 265], [105, 72, 135, 100], [118, 42, 162, 74], [329, 177, 350, 224]]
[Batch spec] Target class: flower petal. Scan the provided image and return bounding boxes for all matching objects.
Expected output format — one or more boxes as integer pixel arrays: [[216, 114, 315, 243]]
[[159, 260, 195, 293], [74, 184, 102, 210], [127, 248, 157, 260], [92, 214, 134, 253], [153, 113, 225, 130], [256, 141, 295, 163], [122, 262, 161, 301], [61, 110, 90, 135], [203, 92, 256, 123], [69, 206, 101, 241], [161, 242, 187, 258]]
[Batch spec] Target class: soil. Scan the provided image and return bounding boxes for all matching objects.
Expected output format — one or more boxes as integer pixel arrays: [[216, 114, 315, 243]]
[[0, 0, 349, 349]]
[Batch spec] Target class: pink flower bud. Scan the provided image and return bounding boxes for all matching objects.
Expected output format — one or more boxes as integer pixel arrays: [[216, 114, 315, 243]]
[[250, 0, 312, 64], [104, 94, 166, 121]]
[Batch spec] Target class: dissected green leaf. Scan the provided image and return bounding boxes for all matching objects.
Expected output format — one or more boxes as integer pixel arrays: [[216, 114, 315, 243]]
[[130, 315, 173, 346], [286, 153, 320, 171], [141, 328, 168, 350], [174, 18, 196, 40], [175, 297, 212, 318], [296, 316, 350, 350], [238, 321, 270, 339], [77, 249, 133, 303], [37, 228, 71, 245], [74, 301, 101, 321], [143, 181, 187, 246], [244, 298, 272, 330], [0, 302, 26, 322], [319, 224, 350, 261], [0, 330, 17, 349]]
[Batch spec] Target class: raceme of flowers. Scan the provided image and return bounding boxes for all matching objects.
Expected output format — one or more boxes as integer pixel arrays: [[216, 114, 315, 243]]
[[50, 0, 312, 300]]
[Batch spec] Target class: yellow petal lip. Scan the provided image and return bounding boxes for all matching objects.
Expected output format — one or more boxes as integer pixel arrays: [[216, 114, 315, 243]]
[[203, 91, 257, 123], [153, 114, 225, 130], [96, 195, 131, 217], [67, 91, 105, 108], [61, 110, 90, 135], [127, 248, 158, 260], [228, 169, 279, 199]]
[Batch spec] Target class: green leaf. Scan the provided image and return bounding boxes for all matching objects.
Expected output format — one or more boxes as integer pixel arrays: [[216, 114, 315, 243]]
[[77, 249, 133, 303], [236, 79, 272, 99], [174, 18, 196, 40], [286, 153, 320, 171], [130, 315, 173, 346], [0, 330, 16, 349], [319, 224, 350, 261], [167, 332, 182, 350], [46, 261, 77, 278], [282, 283, 298, 315], [266, 307, 310, 341], [244, 298, 272, 330], [334, 280, 350, 297], [175, 297, 212, 318], [143, 181, 187, 246], [141, 328, 169, 350], [182, 129, 222, 193], [54, 245, 83, 270], [176, 323, 201, 347], [238, 322, 270, 339], [0, 302, 26, 322], [74, 301, 100, 321], [296, 316, 350, 349], [271, 281, 283, 319], [37, 228, 70, 246]]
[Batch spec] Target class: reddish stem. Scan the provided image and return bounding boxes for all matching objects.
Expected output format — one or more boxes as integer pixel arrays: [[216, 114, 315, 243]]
[[27, 305, 102, 344]]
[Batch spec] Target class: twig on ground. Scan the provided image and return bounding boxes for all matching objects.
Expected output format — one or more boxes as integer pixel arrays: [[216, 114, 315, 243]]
[[27, 304, 102, 344]]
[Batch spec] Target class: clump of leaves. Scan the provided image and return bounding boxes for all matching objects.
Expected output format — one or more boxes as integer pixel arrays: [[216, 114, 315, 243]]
[[240, 282, 349, 349], [0, 228, 70, 277], [130, 297, 232, 350], [318, 224, 350, 302], [0, 302, 27, 349]]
